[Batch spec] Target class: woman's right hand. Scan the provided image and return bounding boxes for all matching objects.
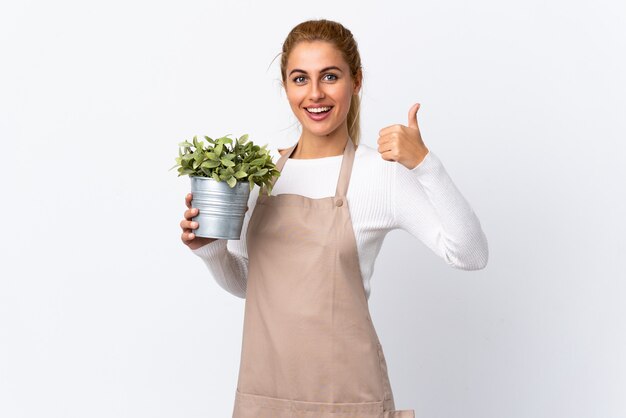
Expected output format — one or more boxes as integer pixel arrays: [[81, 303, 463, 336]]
[[181, 192, 217, 250], [180, 192, 248, 250]]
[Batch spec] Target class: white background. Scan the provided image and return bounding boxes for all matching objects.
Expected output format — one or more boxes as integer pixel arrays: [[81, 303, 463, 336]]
[[1, 1, 625, 417]]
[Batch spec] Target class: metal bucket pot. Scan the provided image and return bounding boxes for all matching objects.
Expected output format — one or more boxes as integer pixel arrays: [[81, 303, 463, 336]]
[[190, 176, 251, 240]]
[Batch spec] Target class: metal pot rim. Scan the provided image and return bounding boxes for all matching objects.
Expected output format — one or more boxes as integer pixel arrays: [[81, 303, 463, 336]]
[[189, 175, 250, 183]]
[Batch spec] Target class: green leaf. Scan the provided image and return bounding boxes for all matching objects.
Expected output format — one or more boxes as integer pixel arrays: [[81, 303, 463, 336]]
[[211, 172, 220, 182], [226, 176, 237, 188], [220, 158, 235, 167], [205, 152, 218, 161], [201, 160, 220, 169], [178, 140, 193, 148], [234, 170, 247, 179]]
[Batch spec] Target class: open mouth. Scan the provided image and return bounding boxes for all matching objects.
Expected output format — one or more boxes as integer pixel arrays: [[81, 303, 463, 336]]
[[305, 106, 333, 114]]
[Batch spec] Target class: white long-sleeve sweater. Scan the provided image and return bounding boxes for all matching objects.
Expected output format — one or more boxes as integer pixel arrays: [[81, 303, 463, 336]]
[[191, 143, 489, 299]]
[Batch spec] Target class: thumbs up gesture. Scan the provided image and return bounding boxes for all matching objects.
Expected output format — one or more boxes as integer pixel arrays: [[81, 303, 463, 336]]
[[377, 102, 429, 169]]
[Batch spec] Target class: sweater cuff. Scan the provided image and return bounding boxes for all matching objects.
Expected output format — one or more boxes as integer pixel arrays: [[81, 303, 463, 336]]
[[409, 149, 440, 176], [191, 238, 227, 259]]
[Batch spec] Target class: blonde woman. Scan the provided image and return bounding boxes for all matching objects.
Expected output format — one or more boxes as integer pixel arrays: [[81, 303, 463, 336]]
[[179, 19, 488, 418]]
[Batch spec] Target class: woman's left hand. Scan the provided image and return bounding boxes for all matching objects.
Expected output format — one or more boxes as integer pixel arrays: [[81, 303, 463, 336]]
[[377, 102, 429, 169]]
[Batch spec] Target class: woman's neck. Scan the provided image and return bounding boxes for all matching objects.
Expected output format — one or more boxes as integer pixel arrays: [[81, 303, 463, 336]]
[[291, 132, 350, 159]]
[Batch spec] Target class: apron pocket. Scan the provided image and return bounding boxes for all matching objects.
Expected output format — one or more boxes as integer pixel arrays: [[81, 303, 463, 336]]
[[234, 389, 392, 418], [383, 410, 416, 418]]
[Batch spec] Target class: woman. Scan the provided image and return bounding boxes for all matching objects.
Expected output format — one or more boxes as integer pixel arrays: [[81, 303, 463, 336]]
[[179, 19, 488, 418]]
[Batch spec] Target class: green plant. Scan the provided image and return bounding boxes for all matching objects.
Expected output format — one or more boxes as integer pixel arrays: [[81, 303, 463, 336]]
[[169, 133, 280, 196]]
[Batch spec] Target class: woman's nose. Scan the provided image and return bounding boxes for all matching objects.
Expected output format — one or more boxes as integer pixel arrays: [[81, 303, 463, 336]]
[[309, 80, 325, 100]]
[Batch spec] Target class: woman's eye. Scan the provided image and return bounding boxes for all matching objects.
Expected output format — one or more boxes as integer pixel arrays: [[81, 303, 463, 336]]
[[292, 74, 337, 84]]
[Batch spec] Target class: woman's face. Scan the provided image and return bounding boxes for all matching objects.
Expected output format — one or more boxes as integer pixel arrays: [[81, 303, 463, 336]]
[[283, 40, 361, 140]]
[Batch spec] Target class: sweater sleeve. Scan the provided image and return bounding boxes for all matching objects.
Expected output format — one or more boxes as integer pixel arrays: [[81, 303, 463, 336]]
[[189, 192, 257, 299], [189, 148, 282, 298], [391, 150, 489, 270]]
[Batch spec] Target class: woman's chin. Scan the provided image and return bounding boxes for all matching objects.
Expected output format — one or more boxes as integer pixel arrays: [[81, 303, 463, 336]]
[[301, 124, 345, 138]]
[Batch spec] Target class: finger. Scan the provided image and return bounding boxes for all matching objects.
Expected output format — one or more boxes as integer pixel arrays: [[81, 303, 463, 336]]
[[377, 134, 396, 153], [408, 102, 420, 129], [377, 142, 395, 156], [379, 149, 398, 162], [377, 133, 394, 144], [180, 218, 199, 230], [180, 219, 198, 243], [186, 192, 193, 208], [185, 208, 198, 221], [181, 230, 196, 244], [379, 124, 402, 138]]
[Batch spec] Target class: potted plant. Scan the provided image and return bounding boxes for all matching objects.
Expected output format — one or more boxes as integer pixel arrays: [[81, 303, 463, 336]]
[[170, 133, 280, 240]]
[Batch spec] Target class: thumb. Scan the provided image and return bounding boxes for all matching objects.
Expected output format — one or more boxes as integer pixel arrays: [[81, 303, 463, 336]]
[[407, 102, 420, 129]]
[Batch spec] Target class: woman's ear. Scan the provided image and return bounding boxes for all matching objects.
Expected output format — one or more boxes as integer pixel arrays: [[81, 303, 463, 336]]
[[353, 69, 363, 95]]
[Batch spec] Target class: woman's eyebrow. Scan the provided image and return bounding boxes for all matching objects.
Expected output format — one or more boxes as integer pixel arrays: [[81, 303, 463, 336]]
[[288, 66, 344, 76]]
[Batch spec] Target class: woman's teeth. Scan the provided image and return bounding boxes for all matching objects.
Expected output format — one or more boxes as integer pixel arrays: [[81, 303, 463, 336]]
[[306, 106, 332, 113]]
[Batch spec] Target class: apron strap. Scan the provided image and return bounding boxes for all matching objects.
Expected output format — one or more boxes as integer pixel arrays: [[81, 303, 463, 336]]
[[336, 137, 355, 198]]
